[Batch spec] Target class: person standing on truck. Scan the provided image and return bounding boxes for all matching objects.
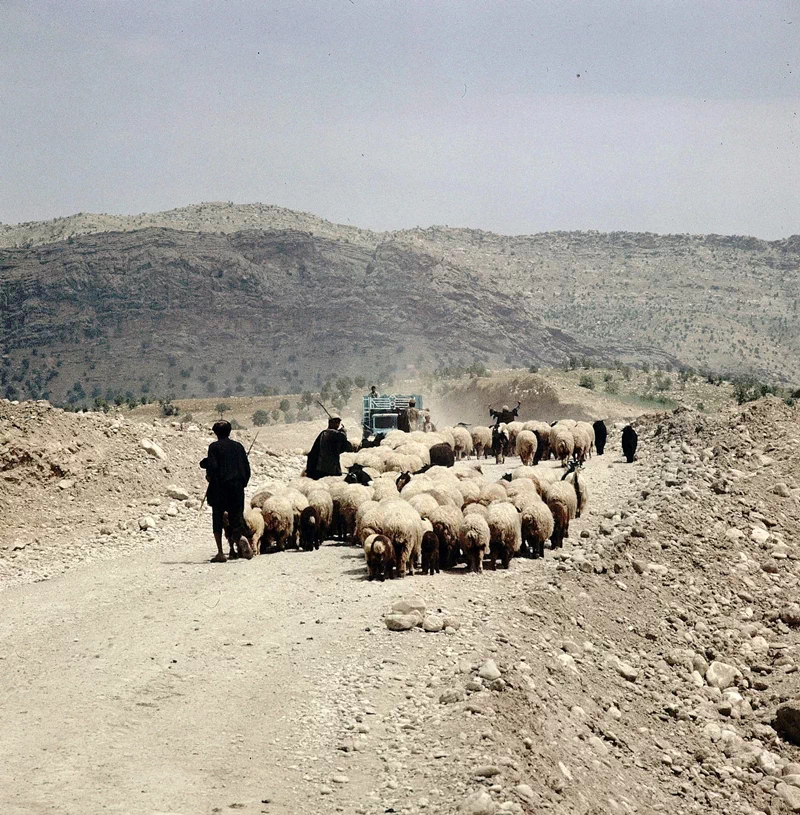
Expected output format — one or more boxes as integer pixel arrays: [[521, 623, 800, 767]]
[[489, 401, 521, 427], [369, 385, 378, 398], [307, 416, 353, 479]]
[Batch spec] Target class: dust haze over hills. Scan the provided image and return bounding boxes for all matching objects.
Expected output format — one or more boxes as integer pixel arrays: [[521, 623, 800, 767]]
[[0, 202, 798, 407]]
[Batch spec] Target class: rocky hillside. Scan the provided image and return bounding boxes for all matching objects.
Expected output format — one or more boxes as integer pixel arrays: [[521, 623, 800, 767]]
[[1, 203, 798, 404]]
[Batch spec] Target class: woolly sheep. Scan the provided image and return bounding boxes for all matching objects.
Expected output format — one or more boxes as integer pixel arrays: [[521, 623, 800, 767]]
[[395, 442, 431, 467], [486, 502, 522, 570], [551, 424, 575, 465], [463, 503, 489, 519], [451, 426, 474, 460], [289, 476, 321, 497], [428, 442, 455, 468], [437, 427, 456, 449], [355, 500, 382, 544], [372, 478, 399, 501], [541, 480, 577, 549], [362, 533, 394, 580], [408, 492, 440, 519], [517, 494, 554, 559], [563, 469, 589, 518], [457, 479, 481, 506], [471, 426, 492, 459], [526, 421, 553, 464], [478, 482, 508, 506], [505, 478, 539, 501], [575, 421, 595, 457], [261, 495, 295, 551], [428, 504, 463, 569], [335, 484, 375, 542], [460, 514, 490, 573], [515, 429, 538, 466], [506, 421, 524, 452], [375, 499, 424, 578], [571, 425, 592, 463], [399, 476, 436, 501], [307, 488, 332, 532], [222, 508, 263, 558]]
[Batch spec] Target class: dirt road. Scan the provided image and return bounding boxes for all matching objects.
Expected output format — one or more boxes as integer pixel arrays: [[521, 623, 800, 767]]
[[0, 453, 644, 815]]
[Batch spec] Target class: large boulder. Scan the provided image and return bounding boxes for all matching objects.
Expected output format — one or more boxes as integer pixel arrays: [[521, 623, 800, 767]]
[[141, 438, 167, 460]]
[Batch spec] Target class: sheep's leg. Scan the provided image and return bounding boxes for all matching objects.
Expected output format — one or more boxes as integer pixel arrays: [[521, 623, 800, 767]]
[[501, 548, 512, 569]]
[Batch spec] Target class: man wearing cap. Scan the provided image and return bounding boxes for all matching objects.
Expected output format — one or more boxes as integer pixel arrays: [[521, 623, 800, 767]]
[[307, 416, 353, 480], [200, 420, 251, 563]]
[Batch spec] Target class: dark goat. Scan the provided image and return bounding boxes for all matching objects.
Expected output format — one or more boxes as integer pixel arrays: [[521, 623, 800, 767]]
[[360, 433, 386, 449], [421, 530, 440, 575], [395, 471, 413, 492], [429, 442, 455, 468], [345, 463, 373, 485], [491, 427, 508, 464], [299, 506, 322, 551], [593, 420, 608, 456], [621, 425, 638, 463]]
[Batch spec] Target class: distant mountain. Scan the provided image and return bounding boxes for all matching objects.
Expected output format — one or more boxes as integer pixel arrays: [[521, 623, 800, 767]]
[[0, 203, 797, 405]]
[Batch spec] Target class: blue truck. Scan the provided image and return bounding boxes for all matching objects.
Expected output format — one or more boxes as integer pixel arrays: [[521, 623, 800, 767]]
[[361, 393, 424, 439]]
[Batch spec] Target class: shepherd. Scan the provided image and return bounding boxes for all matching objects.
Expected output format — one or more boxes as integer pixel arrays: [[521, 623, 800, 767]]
[[200, 420, 251, 563], [307, 416, 353, 480], [489, 401, 521, 427]]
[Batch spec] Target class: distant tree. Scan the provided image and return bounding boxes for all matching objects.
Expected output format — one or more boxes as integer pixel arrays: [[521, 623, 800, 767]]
[[160, 398, 179, 417], [271, 408, 281, 422], [579, 374, 595, 390], [215, 401, 231, 417], [252, 409, 270, 426], [279, 398, 291, 413]]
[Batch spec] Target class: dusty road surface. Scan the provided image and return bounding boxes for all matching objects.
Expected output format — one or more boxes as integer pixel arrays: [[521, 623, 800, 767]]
[[0, 452, 643, 815]]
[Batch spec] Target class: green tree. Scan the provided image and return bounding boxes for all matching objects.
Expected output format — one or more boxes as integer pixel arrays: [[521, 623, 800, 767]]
[[579, 374, 595, 390], [279, 398, 291, 413], [252, 409, 270, 426], [215, 401, 231, 417]]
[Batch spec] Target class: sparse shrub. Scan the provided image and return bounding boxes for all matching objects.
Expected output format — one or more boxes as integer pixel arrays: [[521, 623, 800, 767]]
[[696, 402, 705, 411], [181, 413, 193, 425], [579, 374, 595, 390], [528, 364, 539, 373], [160, 398, 179, 417], [252, 409, 270, 426], [603, 373, 613, 383], [229, 418, 244, 430], [279, 398, 290, 413], [604, 380, 619, 395], [215, 401, 231, 417]]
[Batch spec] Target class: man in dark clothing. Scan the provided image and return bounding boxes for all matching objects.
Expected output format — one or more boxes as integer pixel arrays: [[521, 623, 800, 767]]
[[307, 417, 353, 480], [200, 420, 251, 563], [489, 401, 521, 427]]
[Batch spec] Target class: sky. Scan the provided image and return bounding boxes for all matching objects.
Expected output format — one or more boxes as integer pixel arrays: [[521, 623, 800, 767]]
[[1, 0, 798, 238]]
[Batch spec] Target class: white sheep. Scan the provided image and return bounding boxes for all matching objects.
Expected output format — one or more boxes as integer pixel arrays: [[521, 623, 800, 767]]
[[506, 421, 525, 452], [408, 492, 440, 519], [515, 429, 538, 466], [336, 483, 375, 542], [541, 480, 578, 549], [463, 503, 489, 519], [261, 495, 295, 551], [307, 489, 333, 537], [470, 425, 492, 459], [516, 494, 554, 559], [486, 502, 522, 570], [550, 424, 575, 465], [460, 514, 490, 573], [478, 482, 508, 506], [428, 504, 464, 569], [451, 426, 474, 460], [563, 469, 589, 518], [375, 499, 424, 578]]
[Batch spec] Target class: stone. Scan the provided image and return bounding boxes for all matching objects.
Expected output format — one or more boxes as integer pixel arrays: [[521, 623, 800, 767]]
[[57, 478, 74, 490], [458, 790, 497, 815], [392, 596, 426, 615], [774, 483, 793, 498], [706, 661, 739, 689], [514, 784, 534, 802], [608, 656, 638, 682], [478, 660, 502, 681], [423, 615, 444, 633], [166, 485, 190, 500], [138, 515, 157, 531], [781, 605, 800, 627], [440, 688, 465, 704], [384, 613, 420, 631], [776, 702, 800, 746], [776, 782, 800, 811], [751, 527, 770, 545], [475, 765, 502, 777], [443, 616, 461, 630], [726, 528, 745, 541], [140, 438, 167, 460]]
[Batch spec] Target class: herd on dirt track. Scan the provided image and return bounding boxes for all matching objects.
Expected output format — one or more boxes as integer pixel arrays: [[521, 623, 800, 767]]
[[223, 419, 639, 582]]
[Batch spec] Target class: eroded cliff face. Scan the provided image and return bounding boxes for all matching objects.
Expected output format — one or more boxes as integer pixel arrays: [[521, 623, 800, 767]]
[[0, 227, 605, 403], [2, 205, 797, 405]]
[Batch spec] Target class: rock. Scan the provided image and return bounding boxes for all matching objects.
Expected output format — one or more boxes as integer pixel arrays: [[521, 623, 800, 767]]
[[774, 483, 793, 498], [776, 782, 800, 811], [331, 774, 349, 784], [608, 656, 638, 682], [423, 615, 444, 633], [138, 515, 157, 531], [475, 765, 502, 777], [514, 784, 534, 802], [599, 521, 614, 536], [751, 527, 770, 545], [440, 688, 465, 704], [166, 485, 190, 500], [706, 661, 739, 689], [776, 702, 800, 746], [384, 613, 421, 631], [57, 478, 74, 490], [726, 528, 745, 541], [458, 790, 497, 815], [443, 615, 461, 630], [631, 559, 646, 574], [781, 605, 800, 627], [140, 438, 167, 460], [478, 660, 502, 681], [392, 596, 426, 615]]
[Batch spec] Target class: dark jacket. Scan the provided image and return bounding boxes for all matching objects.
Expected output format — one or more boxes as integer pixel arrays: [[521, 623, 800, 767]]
[[307, 428, 353, 479], [200, 437, 251, 506], [489, 404, 520, 426]]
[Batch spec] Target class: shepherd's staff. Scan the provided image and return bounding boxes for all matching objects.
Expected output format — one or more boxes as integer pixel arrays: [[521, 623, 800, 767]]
[[199, 429, 260, 511]]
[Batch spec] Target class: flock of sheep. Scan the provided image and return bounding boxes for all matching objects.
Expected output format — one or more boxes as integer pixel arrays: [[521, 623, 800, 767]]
[[225, 419, 598, 580]]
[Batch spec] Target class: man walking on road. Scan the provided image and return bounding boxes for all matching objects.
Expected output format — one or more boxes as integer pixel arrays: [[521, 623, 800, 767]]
[[200, 420, 251, 563]]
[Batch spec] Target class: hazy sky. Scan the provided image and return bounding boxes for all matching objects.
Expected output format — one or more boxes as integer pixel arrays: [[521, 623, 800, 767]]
[[1, 1, 798, 238]]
